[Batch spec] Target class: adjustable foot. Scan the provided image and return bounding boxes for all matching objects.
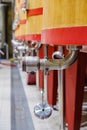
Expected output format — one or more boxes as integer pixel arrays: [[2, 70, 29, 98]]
[[34, 102, 52, 119]]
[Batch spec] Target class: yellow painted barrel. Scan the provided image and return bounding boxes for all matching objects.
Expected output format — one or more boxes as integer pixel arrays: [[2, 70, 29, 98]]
[[42, 0, 87, 45], [15, 0, 19, 9], [26, 0, 43, 41], [18, 10, 26, 40], [14, 10, 21, 40], [14, 0, 27, 40]]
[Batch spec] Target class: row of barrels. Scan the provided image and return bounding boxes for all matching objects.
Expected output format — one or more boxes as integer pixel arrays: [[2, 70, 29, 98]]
[[14, 1, 87, 130], [14, 0, 87, 45]]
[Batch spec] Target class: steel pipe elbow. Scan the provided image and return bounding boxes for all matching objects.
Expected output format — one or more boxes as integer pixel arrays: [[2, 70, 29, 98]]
[[40, 46, 82, 70]]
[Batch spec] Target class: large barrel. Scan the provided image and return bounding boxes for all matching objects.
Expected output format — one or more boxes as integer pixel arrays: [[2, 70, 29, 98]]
[[42, 0, 87, 45], [17, 8, 26, 40], [16, 0, 27, 40], [14, 9, 21, 40], [26, 0, 43, 41]]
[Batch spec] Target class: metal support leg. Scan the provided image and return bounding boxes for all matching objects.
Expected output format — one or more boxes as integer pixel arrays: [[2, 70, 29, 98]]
[[58, 46, 65, 130], [34, 70, 52, 119], [36, 70, 39, 88], [58, 70, 65, 130], [34, 45, 52, 119]]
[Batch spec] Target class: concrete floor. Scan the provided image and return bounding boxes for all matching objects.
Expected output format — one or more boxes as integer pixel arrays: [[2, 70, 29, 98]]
[[0, 60, 87, 130]]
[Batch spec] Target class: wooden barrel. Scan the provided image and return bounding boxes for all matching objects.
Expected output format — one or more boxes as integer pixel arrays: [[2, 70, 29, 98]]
[[26, 0, 43, 41], [14, 0, 27, 40], [18, 10, 26, 40], [14, 11, 20, 39], [42, 0, 87, 45]]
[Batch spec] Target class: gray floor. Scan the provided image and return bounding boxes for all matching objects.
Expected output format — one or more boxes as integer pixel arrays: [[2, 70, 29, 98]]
[[0, 60, 87, 130]]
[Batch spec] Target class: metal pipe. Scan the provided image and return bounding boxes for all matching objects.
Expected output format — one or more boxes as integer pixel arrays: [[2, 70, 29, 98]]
[[40, 49, 79, 70], [26, 56, 40, 72], [26, 46, 82, 71], [28, 40, 41, 51], [36, 70, 39, 88], [58, 46, 65, 130], [44, 45, 49, 102], [44, 44, 48, 59], [58, 69, 65, 130]]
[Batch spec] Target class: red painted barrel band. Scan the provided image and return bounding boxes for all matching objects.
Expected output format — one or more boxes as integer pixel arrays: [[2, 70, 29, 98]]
[[15, 34, 41, 41], [20, 19, 26, 24], [27, 8, 43, 16], [41, 26, 87, 45], [15, 35, 26, 40], [26, 34, 41, 40]]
